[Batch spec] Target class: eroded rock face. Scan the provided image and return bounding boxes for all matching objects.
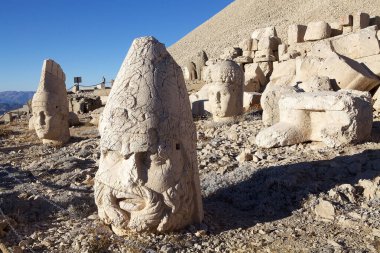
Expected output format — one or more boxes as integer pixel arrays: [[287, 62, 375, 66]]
[[31, 59, 70, 145], [205, 60, 244, 122], [257, 90, 373, 148], [95, 37, 203, 234]]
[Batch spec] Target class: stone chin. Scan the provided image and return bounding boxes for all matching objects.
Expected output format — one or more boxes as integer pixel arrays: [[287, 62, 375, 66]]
[[95, 150, 194, 233]]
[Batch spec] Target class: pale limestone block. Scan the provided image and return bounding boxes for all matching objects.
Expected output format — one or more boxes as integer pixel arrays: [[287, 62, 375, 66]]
[[207, 60, 244, 122], [185, 62, 197, 81], [239, 38, 253, 51], [244, 63, 266, 92], [220, 47, 242, 60], [243, 92, 261, 112], [258, 61, 273, 81], [342, 26, 353, 34], [256, 90, 373, 148], [258, 36, 281, 51], [330, 22, 343, 37], [330, 26, 380, 59], [252, 39, 259, 51], [304, 21, 331, 41], [95, 36, 203, 234], [254, 49, 276, 62], [234, 56, 253, 64], [295, 56, 324, 83], [309, 40, 334, 58], [340, 15, 353, 26], [89, 107, 104, 126], [31, 59, 70, 146], [288, 24, 307, 44], [357, 54, 380, 78], [194, 50, 208, 80], [270, 59, 296, 86], [189, 84, 211, 116], [298, 76, 332, 92], [318, 52, 380, 91], [315, 200, 335, 221], [251, 26, 277, 41], [278, 44, 289, 62], [353, 12, 370, 31], [260, 84, 300, 126]]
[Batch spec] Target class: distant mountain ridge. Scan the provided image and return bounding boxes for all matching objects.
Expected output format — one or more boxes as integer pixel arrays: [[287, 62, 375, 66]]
[[0, 91, 34, 105], [0, 91, 34, 115]]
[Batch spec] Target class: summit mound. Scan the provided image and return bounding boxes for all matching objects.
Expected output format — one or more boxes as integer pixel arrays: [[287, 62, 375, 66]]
[[168, 0, 380, 66]]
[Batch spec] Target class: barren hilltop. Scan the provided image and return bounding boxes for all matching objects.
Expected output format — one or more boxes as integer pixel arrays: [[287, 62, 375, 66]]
[[169, 0, 380, 65]]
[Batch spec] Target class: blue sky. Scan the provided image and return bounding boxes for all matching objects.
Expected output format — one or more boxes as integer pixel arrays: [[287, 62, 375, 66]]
[[0, 0, 233, 91]]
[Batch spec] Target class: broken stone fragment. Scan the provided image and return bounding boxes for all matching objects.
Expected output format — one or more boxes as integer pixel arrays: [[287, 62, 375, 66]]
[[257, 90, 373, 148], [304, 21, 332, 41], [314, 200, 335, 221]]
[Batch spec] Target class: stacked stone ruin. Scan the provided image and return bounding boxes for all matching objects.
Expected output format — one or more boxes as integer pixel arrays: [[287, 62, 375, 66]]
[[187, 11, 380, 147]]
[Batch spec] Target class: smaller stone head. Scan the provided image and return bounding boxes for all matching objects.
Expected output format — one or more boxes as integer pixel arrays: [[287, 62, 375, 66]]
[[32, 59, 70, 145], [207, 60, 244, 121]]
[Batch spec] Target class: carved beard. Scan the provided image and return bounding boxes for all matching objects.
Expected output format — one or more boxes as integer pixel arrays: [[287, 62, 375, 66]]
[[94, 165, 194, 233]]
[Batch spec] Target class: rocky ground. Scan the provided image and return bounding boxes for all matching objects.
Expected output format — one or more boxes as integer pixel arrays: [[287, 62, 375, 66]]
[[0, 112, 380, 253]]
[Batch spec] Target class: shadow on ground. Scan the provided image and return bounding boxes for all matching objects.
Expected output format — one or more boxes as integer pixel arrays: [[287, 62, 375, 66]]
[[204, 149, 380, 233]]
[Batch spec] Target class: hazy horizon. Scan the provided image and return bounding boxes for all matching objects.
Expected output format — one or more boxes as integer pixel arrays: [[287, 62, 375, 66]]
[[0, 0, 233, 92]]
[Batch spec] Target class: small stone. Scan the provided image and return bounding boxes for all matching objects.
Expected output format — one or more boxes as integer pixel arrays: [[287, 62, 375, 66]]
[[315, 200, 335, 221]]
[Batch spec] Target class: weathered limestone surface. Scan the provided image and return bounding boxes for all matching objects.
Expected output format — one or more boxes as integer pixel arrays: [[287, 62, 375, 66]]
[[260, 84, 300, 126], [257, 90, 373, 148], [220, 47, 242, 60], [244, 63, 266, 92], [31, 59, 70, 146], [185, 61, 197, 81], [319, 53, 380, 91], [304, 21, 332, 41], [95, 37, 203, 234], [298, 76, 332, 92], [195, 51, 208, 80], [353, 12, 370, 31], [189, 84, 211, 116], [288, 24, 307, 44], [330, 26, 380, 59], [206, 60, 244, 121], [357, 54, 380, 77], [243, 92, 261, 112]]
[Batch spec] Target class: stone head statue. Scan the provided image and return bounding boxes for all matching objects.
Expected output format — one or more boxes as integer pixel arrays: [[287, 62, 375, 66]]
[[32, 59, 70, 145], [206, 60, 244, 121], [95, 36, 203, 234]]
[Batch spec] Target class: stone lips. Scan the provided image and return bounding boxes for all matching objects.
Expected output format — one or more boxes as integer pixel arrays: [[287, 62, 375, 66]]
[[96, 36, 203, 233]]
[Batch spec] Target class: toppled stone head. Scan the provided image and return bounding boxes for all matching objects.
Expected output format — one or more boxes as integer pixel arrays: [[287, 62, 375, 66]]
[[31, 59, 70, 145], [95, 36, 203, 234], [206, 60, 244, 121]]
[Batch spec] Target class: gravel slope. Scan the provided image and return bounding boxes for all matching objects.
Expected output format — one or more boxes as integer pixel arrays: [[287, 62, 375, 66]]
[[168, 0, 380, 66]]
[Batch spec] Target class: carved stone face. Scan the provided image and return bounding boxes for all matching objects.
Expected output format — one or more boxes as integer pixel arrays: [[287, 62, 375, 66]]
[[32, 59, 70, 145], [96, 137, 186, 231], [32, 92, 67, 141], [208, 81, 239, 118], [206, 60, 244, 121], [94, 36, 203, 234]]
